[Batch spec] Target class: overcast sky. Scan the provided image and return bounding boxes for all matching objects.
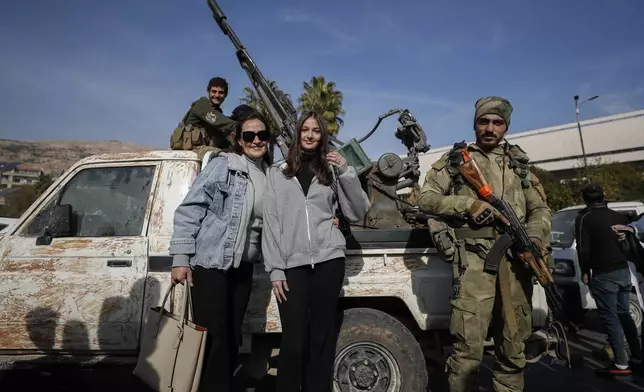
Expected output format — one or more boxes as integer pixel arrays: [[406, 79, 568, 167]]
[[1, 0, 643, 158]]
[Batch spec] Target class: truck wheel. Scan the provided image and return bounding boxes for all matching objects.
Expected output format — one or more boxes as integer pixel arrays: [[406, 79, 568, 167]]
[[629, 293, 642, 335], [332, 308, 428, 392]]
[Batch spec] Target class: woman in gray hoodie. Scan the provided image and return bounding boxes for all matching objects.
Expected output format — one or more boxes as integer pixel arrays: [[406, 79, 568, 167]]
[[169, 111, 271, 391], [262, 110, 371, 391]]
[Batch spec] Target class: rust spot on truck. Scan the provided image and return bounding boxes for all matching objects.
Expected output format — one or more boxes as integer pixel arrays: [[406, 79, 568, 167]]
[[51, 239, 92, 250], [4, 259, 57, 272]]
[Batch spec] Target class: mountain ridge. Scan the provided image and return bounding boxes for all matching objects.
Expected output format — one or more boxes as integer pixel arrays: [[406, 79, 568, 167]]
[[0, 139, 158, 176]]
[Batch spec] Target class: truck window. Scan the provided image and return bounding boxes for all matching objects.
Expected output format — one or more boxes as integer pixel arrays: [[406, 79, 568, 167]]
[[22, 165, 156, 237]]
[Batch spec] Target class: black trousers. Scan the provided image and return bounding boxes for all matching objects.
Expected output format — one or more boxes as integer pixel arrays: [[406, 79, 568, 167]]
[[276, 257, 346, 392], [191, 262, 255, 392]]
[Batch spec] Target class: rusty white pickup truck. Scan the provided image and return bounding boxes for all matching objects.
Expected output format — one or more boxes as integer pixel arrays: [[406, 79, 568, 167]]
[[0, 150, 549, 391]]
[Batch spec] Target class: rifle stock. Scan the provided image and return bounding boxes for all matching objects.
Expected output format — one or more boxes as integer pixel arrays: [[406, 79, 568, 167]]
[[457, 149, 579, 334]]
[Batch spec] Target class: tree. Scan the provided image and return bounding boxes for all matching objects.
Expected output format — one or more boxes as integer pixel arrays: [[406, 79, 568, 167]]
[[530, 159, 644, 212], [297, 76, 345, 135], [530, 166, 577, 212], [34, 172, 53, 196], [583, 158, 644, 202]]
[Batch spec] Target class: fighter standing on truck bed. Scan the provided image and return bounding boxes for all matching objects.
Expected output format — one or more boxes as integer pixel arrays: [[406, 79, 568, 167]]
[[419, 96, 552, 392], [170, 77, 237, 158]]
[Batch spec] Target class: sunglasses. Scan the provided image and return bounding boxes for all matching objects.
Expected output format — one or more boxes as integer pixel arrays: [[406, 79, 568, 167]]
[[241, 130, 271, 143]]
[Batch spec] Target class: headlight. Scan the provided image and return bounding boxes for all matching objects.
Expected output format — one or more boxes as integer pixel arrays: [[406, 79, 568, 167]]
[[553, 259, 574, 277]]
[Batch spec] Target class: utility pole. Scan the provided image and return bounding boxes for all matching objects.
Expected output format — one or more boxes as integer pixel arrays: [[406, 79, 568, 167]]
[[574, 94, 599, 178]]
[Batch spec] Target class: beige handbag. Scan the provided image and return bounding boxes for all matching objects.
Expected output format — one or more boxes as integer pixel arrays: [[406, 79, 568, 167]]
[[133, 283, 207, 392]]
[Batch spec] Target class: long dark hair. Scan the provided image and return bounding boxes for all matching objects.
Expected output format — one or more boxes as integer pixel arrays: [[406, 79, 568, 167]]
[[232, 111, 273, 166], [283, 111, 332, 186]]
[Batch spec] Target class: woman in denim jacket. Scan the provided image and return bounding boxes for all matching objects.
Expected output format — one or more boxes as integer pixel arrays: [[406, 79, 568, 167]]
[[169, 111, 271, 391], [262, 111, 371, 392]]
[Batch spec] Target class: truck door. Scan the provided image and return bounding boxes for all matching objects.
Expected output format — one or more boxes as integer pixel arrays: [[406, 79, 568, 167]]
[[0, 162, 159, 354]]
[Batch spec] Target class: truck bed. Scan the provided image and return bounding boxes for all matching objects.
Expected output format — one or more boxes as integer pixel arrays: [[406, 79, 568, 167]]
[[347, 228, 433, 250]]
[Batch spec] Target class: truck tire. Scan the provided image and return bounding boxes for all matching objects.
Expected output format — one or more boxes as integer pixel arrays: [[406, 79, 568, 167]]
[[332, 308, 428, 392]]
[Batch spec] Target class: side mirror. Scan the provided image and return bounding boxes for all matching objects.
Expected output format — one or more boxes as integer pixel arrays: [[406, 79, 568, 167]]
[[36, 204, 72, 246]]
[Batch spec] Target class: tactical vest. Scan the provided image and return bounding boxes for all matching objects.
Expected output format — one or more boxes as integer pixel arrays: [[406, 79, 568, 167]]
[[170, 100, 213, 151], [444, 140, 532, 194]]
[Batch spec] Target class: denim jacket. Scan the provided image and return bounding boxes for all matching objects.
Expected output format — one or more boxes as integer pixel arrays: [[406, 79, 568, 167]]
[[169, 152, 266, 270]]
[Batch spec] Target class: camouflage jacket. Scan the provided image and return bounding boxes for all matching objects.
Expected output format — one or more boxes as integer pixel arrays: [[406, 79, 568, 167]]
[[418, 142, 551, 251], [184, 97, 236, 148]]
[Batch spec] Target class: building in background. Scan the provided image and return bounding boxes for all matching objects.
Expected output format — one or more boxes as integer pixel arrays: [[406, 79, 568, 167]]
[[411, 109, 644, 187], [0, 162, 44, 189]]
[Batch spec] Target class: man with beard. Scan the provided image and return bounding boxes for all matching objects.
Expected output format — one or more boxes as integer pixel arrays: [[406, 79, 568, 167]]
[[418, 96, 552, 392], [170, 77, 237, 158]]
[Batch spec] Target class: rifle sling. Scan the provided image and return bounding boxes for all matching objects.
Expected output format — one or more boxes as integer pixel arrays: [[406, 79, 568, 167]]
[[482, 231, 521, 340], [499, 255, 520, 340]]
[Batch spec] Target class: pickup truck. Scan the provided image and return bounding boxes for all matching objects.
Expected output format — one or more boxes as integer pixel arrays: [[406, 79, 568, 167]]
[[0, 150, 550, 390], [551, 201, 644, 329]]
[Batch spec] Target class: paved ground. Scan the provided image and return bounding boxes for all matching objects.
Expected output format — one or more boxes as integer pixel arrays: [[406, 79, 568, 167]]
[[2, 320, 644, 392]]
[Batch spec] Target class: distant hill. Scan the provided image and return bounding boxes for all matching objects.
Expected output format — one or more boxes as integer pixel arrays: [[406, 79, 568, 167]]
[[0, 139, 157, 176]]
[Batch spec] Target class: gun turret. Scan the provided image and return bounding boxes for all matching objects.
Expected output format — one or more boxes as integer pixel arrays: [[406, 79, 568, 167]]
[[206, 0, 297, 158], [205, 0, 433, 229]]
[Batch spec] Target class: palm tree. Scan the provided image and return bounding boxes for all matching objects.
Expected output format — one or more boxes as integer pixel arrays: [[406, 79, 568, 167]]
[[297, 76, 345, 135]]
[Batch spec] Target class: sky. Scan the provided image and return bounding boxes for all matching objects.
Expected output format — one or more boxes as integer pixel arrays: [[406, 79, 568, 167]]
[[1, 0, 643, 158]]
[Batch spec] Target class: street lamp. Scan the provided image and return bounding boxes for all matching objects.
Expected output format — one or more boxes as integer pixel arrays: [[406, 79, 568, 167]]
[[574, 94, 599, 177]]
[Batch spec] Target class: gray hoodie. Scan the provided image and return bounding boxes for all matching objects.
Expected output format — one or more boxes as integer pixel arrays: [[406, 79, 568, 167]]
[[261, 161, 371, 281]]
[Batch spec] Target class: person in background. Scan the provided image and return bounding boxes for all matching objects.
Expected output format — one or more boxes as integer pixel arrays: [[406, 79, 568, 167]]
[[261, 110, 370, 392], [170, 77, 237, 158], [169, 111, 271, 391], [575, 183, 642, 377]]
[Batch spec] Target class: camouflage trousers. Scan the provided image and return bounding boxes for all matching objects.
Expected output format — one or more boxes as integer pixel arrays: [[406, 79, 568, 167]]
[[446, 250, 534, 392]]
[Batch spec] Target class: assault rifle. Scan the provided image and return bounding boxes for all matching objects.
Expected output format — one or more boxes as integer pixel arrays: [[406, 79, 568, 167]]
[[206, 0, 344, 158], [456, 149, 579, 340]]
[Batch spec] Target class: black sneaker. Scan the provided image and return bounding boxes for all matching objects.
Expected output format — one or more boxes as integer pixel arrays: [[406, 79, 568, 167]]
[[595, 364, 632, 378]]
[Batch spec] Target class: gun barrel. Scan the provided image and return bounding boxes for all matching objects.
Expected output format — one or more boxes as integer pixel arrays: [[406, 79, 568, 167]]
[[207, 0, 245, 51], [544, 284, 579, 333], [206, 0, 225, 24]]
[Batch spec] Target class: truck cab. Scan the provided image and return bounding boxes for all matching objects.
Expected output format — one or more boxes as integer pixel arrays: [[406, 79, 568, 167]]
[[0, 150, 551, 390], [550, 201, 644, 328]]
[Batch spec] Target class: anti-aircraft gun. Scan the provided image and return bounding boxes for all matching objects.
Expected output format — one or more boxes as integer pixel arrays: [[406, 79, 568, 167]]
[[206, 0, 430, 229]]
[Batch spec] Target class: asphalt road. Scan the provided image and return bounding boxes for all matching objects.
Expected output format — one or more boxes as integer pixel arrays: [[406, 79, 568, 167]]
[[1, 324, 644, 392]]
